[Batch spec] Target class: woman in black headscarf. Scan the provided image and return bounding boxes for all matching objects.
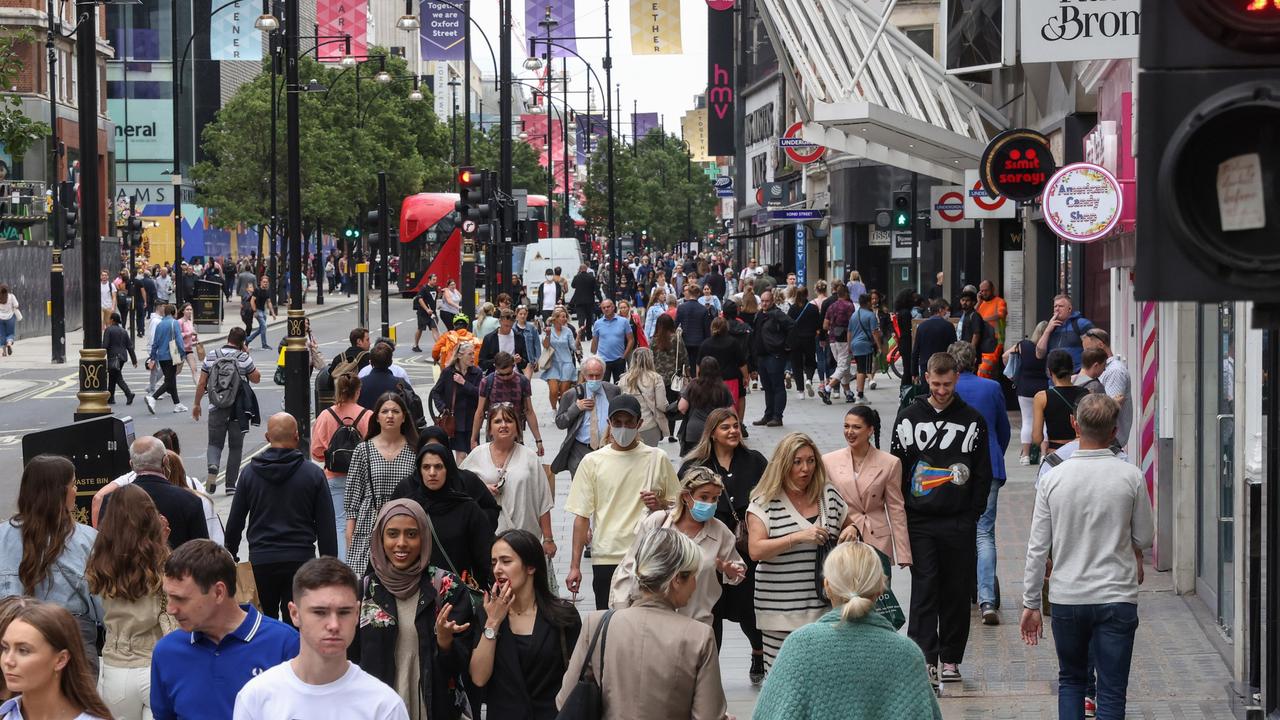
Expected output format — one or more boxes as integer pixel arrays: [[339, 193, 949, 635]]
[[392, 443, 495, 590], [420, 426, 500, 532]]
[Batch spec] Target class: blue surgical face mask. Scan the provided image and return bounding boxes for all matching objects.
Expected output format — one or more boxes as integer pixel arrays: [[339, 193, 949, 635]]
[[690, 499, 717, 522], [585, 379, 603, 395]]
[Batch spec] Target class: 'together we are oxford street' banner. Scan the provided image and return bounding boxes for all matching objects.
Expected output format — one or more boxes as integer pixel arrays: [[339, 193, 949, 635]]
[[420, 0, 466, 60], [630, 0, 682, 55], [210, 0, 262, 61]]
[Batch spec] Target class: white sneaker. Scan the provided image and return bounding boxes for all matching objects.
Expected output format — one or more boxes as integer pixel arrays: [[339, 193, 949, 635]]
[[869, 380, 878, 390], [144, 395, 156, 414], [806, 386, 815, 397], [795, 391, 807, 400], [1019, 455, 1031, 466], [173, 403, 189, 414]]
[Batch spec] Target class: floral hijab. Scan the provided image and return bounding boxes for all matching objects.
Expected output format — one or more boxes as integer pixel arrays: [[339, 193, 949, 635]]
[[368, 499, 433, 600]]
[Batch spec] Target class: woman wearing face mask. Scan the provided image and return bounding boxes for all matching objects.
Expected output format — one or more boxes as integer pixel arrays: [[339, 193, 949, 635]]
[[747, 433, 856, 671], [466, 530, 582, 720], [351, 500, 474, 720], [556, 529, 730, 720], [343, 393, 419, 573], [0, 601, 113, 720], [679, 407, 769, 684], [393, 443, 495, 590], [608, 466, 746, 628]]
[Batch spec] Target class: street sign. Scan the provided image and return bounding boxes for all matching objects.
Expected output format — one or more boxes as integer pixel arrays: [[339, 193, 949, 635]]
[[964, 169, 1016, 219], [723, 218, 733, 230], [714, 175, 734, 197], [769, 209, 825, 221], [930, 186, 974, 228], [461, 219, 477, 238], [779, 122, 826, 164], [763, 182, 786, 208], [980, 128, 1056, 201]]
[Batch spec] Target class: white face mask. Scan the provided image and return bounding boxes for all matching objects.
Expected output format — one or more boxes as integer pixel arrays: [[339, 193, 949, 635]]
[[611, 425, 639, 447]]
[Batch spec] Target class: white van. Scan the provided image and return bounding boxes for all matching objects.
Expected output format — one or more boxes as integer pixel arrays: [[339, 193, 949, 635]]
[[519, 237, 582, 288]]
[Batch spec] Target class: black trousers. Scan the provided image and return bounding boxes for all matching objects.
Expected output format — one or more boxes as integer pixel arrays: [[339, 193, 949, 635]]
[[253, 560, 307, 626], [592, 564, 618, 611], [151, 360, 179, 403], [907, 513, 978, 666], [603, 358, 626, 383], [712, 608, 763, 651], [574, 306, 595, 338], [107, 367, 132, 401], [789, 344, 816, 392]]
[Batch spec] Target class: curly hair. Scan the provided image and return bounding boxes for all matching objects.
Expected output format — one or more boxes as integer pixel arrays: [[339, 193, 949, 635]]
[[85, 484, 169, 601]]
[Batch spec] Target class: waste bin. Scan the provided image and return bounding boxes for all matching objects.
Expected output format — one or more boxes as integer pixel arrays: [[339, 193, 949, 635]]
[[22, 415, 136, 525], [194, 279, 223, 332]]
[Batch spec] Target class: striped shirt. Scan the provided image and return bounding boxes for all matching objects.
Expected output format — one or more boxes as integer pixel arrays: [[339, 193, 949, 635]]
[[748, 484, 848, 632], [343, 441, 417, 574]]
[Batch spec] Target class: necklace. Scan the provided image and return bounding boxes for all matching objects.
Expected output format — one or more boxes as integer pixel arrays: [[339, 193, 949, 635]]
[[849, 445, 871, 475]]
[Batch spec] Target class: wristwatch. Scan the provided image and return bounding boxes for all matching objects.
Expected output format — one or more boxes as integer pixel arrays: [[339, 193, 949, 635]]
[[483, 626, 498, 641]]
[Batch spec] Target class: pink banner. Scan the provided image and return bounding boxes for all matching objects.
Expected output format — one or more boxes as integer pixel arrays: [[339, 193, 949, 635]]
[[317, 0, 367, 61], [520, 114, 571, 195]]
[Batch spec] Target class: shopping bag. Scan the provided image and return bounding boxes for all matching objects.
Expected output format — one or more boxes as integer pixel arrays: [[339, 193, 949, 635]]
[[235, 562, 260, 609], [872, 545, 906, 630]]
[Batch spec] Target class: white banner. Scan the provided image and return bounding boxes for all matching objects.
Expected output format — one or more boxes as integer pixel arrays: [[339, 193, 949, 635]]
[[963, 169, 1016, 219], [1020, 0, 1139, 64]]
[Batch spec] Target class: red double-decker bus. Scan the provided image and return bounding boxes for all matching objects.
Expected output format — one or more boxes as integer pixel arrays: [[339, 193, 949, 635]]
[[398, 192, 550, 296]]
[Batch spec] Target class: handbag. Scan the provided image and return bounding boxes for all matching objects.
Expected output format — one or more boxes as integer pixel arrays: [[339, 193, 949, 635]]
[[195, 341, 207, 362], [669, 329, 687, 393], [426, 516, 484, 608], [435, 377, 459, 437], [813, 490, 839, 601], [554, 609, 616, 720], [235, 561, 260, 608], [726, 501, 751, 558], [1004, 347, 1021, 380]]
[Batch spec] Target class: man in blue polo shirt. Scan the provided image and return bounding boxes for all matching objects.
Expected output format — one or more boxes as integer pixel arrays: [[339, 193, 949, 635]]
[[591, 298, 634, 382], [153, 539, 299, 720]]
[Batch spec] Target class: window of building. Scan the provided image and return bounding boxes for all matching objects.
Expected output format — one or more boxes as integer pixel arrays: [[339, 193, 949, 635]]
[[904, 26, 935, 57]]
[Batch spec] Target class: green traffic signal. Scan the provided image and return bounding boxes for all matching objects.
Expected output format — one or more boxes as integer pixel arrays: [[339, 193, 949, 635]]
[[892, 211, 910, 229]]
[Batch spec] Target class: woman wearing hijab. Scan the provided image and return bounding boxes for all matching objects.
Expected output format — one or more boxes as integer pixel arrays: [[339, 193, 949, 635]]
[[351, 500, 475, 720], [420, 426, 500, 532], [392, 443, 495, 590]]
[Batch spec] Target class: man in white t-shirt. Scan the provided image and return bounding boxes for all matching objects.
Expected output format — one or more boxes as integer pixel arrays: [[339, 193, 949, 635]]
[[233, 558, 408, 720], [99, 270, 117, 329]]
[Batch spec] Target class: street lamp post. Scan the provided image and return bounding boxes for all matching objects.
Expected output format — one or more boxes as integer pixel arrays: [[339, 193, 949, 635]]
[[499, 0, 513, 296], [282, 0, 309, 437], [46, 0, 65, 365], [448, 77, 460, 169], [74, 0, 106, 420]]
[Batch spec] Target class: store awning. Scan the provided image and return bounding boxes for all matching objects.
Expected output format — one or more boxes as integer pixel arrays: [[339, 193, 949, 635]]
[[757, 0, 1009, 183]]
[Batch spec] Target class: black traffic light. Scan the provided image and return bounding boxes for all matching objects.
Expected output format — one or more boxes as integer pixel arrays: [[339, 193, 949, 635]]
[[125, 215, 143, 248], [891, 191, 911, 230], [455, 166, 479, 217], [60, 182, 78, 249], [1136, 0, 1280, 302], [364, 209, 383, 248]]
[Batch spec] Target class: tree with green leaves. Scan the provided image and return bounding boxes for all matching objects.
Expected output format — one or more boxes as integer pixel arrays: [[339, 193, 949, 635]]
[[580, 131, 716, 251], [190, 48, 451, 234], [0, 31, 51, 166], [465, 122, 546, 194]]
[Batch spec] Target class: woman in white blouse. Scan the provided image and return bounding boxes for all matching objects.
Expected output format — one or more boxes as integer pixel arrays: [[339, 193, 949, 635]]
[[460, 404, 556, 558]]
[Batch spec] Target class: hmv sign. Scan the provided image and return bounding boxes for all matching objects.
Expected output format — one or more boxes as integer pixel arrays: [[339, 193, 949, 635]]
[[1020, 0, 1140, 64], [706, 3, 735, 157]]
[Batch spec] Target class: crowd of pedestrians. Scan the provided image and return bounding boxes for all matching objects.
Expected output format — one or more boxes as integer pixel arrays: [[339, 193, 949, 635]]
[[0, 248, 1154, 720]]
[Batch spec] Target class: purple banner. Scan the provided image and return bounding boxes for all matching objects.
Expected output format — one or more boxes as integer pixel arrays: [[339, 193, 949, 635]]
[[420, 0, 467, 60], [525, 0, 576, 57], [576, 114, 606, 164], [633, 112, 660, 142]]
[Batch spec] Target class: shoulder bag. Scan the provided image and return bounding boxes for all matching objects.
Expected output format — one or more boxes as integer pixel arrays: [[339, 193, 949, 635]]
[[813, 489, 840, 601], [555, 609, 616, 720], [434, 374, 459, 437], [425, 516, 484, 606], [669, 328, 686, 393]]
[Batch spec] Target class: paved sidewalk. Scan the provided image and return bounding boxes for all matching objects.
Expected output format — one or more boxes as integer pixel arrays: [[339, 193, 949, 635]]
[[214, 356, 1232, 717], [0, 294, 361, 373]]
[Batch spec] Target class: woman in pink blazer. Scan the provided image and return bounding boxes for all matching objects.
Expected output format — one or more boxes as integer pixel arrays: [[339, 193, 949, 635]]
[[822, 405, 912, 568]]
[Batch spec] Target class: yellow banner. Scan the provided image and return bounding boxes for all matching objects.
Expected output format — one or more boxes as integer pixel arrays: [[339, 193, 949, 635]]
[[682, 108, 710, 162], [630, 0, 681, 55]]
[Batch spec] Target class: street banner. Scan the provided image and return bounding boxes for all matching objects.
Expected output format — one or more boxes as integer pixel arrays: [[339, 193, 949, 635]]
[[576, 114, 606, 164], [317, 0, 367, 61], [521, 114, 571, 194], [419, 0, 466, 60], [630, 0, 682, 55], [525, 0, 577, 57], [681, 108, 710, 162], [633, 112, 659, 142], [210, 0, 261, 60], [706, 3, 735, 156]]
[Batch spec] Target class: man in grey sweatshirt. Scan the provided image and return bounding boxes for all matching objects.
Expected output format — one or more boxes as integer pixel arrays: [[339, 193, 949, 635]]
[[1020, 393, 1154, 719]]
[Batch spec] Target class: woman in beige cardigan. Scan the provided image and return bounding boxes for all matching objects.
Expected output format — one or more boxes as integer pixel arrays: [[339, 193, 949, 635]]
[[821, 405, 912, 569], [557, 528, 730, 720]]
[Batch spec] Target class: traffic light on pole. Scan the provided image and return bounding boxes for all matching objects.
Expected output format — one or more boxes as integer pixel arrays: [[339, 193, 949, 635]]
[[364, 209, 383, 249], [126, 215, 143, 248], [342, 226, 360, 241], [60, 182, 78, 249], [1136, 0, 1280, 302], [891, 191, 911, 230]]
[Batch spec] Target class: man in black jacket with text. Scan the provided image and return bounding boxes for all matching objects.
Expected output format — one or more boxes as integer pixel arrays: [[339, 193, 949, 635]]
[[224, 412, 338, 626], [891, 351, 993, 687]]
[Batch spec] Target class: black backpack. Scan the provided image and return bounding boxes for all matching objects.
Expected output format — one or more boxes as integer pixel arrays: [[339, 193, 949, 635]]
[[323, 407, 368, 473]]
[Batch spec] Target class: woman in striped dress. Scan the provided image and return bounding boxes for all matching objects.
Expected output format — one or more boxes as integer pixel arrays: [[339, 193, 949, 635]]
[[746, 432, 854, 670], [343, 392, 419, 573]]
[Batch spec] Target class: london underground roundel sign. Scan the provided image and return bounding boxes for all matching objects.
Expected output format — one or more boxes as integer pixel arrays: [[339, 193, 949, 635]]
[[936, 191, 965, 222], [780, 122, 826, 164], [1042, 162, 1124, 243]]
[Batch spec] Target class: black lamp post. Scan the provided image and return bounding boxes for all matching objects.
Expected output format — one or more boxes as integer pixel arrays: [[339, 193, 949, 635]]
[[74, 0, 106, 419]]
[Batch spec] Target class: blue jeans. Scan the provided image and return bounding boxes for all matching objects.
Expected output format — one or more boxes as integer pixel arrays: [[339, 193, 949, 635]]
[[329, 475, 346, 562], [245, 310, 269, 347], [815, 339, 830, 382], [1051, 602, 1139, 720], [976, 479, 1002, 605], [759, 354, 788, 421], [0, 316, 14, 345]]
